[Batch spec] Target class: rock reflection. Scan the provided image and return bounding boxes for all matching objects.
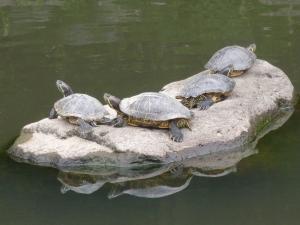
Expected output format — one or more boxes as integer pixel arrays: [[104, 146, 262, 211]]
[[57, 145, 256, 198], [56, 108, 293, 198]]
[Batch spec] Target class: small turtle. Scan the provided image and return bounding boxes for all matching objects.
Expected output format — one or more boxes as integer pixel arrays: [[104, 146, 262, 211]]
[[103, 92, 193, 142], [49, 80, 114, 135], [175, 74, 235, 110], [205, 43, 257, 77]]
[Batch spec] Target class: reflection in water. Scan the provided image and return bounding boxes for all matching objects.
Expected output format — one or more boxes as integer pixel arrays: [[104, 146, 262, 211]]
[[56, 108, 293, 198], [58, 172, 105, 194], [108, 171, 192, 199], [57, 144, 255, 198], [191, 166, 237, 178], [260, 0, 300, 39], [259, 0, 300, 5]]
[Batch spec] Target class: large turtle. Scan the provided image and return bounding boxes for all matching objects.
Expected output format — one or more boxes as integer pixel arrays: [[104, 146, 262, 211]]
[[205, 44, 256, 77], [49, 80, 115, 135], [103, 92, 193, 142], [175, 74, 235, 110]]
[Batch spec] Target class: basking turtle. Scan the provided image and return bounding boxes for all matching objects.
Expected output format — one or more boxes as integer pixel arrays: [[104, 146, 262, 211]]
[[205, 44, 256, 77], [103, 92, 193, 142], [49, 80, 114, 135], [175, 74, 235, 110]]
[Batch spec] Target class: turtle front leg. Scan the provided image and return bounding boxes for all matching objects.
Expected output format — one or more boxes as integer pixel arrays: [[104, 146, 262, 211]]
[[49, 107, 58, 119], [197, 96, 214, 110], [90, 121, 98, 127], [98, 116, 126, 127], [111, 116, 127, 127], [77, 118, 93, 136], [169, 120, 183, 142]]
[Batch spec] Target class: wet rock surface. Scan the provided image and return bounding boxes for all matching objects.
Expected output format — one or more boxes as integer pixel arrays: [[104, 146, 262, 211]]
[[8, 59, 295, 167]]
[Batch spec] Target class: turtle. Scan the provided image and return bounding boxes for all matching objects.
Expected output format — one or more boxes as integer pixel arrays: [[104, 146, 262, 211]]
[[103, 92, 193, 142], [175, 74, 235, 110], [205, 43, 257, 77], [49, 80, 115, 136]]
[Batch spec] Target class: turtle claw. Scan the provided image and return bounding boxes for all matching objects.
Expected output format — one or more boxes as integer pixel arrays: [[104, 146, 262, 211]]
[[170, 133, 183, 142], [90, 121, 98, 127], [197, 99, 214, 110], [169, 120, 184, 142], [112, 117, 125, 127], [78, 118, 93, 137]]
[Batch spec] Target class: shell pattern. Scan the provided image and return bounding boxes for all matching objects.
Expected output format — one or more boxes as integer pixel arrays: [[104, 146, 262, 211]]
[[54, 93, 108, 121], [120, 92, 192, 121], [205, 45, 256, 71], [179, 74, 236, 98]]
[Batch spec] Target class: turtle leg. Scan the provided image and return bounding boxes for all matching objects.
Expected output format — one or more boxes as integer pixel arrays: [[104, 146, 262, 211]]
[[49, 107, 58, 119], [77, 118, 93, 136], [197, 96, 214, 110], [169, 120, 183, 142], [90, 121, 98, 127], [111, 116, 126, 127], [96, 116, 126, 127]]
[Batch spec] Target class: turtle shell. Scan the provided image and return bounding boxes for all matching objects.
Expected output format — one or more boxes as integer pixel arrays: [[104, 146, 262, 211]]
[[54, 93, 108, 121], [178, 74, 235, 98], [119, 92, 192, 121], [205, 45, 256, 72]]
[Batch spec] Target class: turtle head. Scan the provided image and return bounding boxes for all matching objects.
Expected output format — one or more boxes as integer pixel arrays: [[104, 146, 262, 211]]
[[247, 43, 256, 52], [56, 80, 74, 97], [103, 93, 121, 111], [219, 64, 234, 77]]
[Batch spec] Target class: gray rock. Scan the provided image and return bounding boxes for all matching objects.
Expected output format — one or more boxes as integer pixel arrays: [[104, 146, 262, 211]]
[[8, 59, 295, 168]]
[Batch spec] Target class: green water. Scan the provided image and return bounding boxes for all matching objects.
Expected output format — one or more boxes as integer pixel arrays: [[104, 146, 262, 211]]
[[1, 0, 300, 224]]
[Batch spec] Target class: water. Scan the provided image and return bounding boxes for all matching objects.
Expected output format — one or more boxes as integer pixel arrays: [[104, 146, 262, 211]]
[[0, 0, 300, 224]]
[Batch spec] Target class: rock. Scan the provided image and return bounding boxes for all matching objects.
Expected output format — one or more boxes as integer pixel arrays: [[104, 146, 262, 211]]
[[8, 60, 295, 168]]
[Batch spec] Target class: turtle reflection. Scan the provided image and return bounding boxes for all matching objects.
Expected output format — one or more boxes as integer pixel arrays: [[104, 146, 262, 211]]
[[108, 168, 192, 199], [191, 166, 237, 178], [58, 172, 105, 195]]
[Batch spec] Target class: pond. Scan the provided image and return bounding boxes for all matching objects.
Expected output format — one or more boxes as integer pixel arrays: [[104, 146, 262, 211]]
[[0, 1, 300, 225]]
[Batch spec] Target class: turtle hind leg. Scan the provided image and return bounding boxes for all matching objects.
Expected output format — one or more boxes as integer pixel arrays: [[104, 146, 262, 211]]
[[77, 118, 93, 136], [197, 97, 214, 110], [49, 107, 58, 119], [169, 120, 183, 142]]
